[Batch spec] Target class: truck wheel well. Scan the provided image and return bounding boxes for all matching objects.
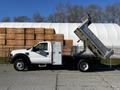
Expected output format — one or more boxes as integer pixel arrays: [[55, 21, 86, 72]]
[[13, 54, 31, 64]]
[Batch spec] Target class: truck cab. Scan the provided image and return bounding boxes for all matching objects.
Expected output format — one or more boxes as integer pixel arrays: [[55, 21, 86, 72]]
[[9, 41, 62, 71]]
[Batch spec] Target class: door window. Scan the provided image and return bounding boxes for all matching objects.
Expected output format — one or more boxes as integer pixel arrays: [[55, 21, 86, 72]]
[[35, 43, 48, 51], [33, 43, 48, 56]]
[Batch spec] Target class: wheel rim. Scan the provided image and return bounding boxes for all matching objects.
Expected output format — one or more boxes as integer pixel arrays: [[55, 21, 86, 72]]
[[16, 61, 24, 70], [80, 62, 89, 71]]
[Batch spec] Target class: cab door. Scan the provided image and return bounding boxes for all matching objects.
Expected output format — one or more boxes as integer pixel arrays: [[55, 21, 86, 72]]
[[29, 42, 52, 64]]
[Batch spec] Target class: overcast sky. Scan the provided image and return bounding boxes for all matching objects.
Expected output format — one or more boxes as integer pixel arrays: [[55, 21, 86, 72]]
[[0, 0, 119, 18]]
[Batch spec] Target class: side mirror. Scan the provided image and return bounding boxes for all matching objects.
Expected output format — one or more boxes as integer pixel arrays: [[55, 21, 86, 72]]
[[32, 47, 39, 52], [32, 47, 35, 51]]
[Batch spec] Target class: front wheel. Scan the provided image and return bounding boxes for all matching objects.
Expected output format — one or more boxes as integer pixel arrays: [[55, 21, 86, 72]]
[[14, 60, 27, 71], [78, 60, 90, 72]]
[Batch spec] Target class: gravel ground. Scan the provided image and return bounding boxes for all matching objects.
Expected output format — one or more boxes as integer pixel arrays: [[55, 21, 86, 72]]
[[0, 64, 120, 90]]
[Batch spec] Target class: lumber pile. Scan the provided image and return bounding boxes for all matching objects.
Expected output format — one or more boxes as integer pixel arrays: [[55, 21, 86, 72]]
[[0, 28, 73, 57]]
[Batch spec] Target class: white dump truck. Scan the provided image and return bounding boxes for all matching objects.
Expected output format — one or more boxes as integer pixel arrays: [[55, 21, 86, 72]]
[[9, 15, 114, 72]]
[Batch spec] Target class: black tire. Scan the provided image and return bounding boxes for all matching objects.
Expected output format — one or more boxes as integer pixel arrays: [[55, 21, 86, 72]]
[[14, 60, 27, 71], [78, 60, 90, 72]]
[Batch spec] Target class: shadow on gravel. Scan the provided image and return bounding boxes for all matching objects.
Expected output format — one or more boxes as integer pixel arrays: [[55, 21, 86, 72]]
[[27, 64, 120, 72], [28, 65, 75, 71], [93, 64, 120, 72]]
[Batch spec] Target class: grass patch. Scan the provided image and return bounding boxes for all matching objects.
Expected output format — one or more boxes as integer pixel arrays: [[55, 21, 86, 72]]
[[0, 57, 9, 64]]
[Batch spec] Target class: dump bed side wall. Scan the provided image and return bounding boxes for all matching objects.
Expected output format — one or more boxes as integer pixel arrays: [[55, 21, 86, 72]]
[[74, 19, 114, 59]]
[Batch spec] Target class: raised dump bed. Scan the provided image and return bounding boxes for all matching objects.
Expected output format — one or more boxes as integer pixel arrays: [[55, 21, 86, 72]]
[[74, 15, 114, 59]]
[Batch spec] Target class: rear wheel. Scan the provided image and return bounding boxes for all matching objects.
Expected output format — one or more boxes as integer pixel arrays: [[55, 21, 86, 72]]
[[78, 60, 90, 72], [14, 60, 27, 71]]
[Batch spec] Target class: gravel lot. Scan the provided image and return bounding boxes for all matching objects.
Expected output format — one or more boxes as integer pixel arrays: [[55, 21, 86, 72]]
[[0, 64, 120, 90]]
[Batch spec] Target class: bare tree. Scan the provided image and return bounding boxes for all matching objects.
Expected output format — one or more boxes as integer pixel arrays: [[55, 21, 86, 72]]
[[1, 17, 11, 22], [85, 4, 103, 23], [1, 3, 119, 24], [105, 3, 120, 25], [66, 5, 84, 23], [32, 13, 45, 22], [13, 16, 31, 22], [48, 3, 67, 22]]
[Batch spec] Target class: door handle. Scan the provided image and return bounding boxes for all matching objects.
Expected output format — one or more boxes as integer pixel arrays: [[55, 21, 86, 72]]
[[46, 52, 49, 55]]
